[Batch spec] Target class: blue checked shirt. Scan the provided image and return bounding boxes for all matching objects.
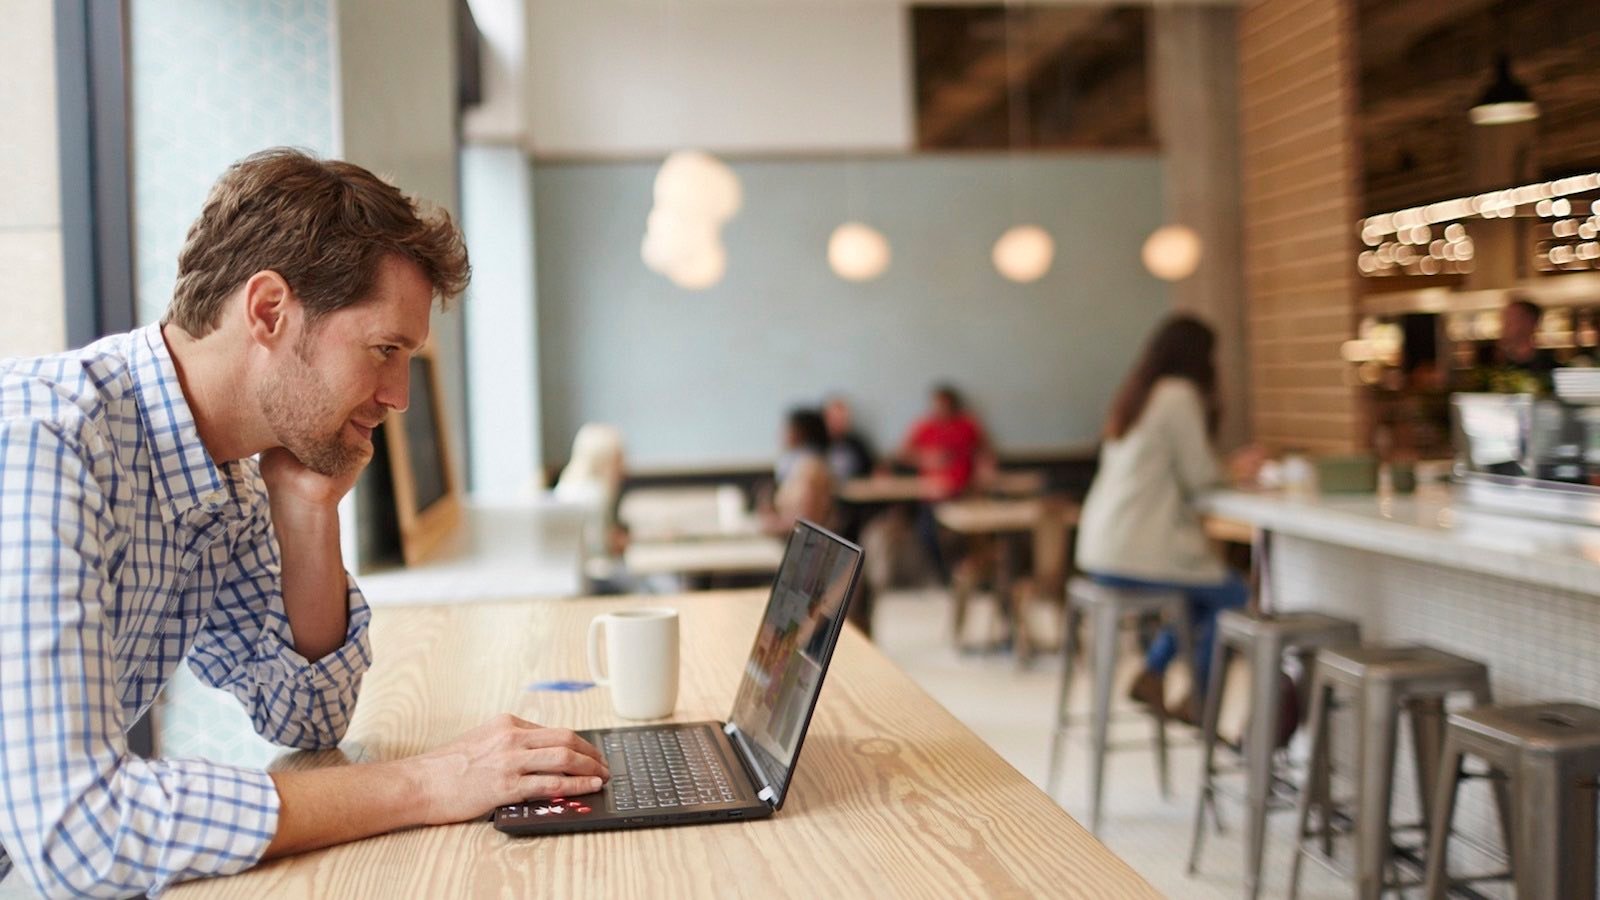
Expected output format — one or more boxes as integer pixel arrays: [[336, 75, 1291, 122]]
[[0, 325, 373, 897]]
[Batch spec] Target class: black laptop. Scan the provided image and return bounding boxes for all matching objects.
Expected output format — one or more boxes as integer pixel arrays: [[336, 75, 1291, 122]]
[[493, 519, 863, 835]]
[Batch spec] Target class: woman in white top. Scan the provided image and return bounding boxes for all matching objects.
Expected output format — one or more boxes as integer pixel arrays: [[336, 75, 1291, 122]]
[[1076, 315, 1248, 719]]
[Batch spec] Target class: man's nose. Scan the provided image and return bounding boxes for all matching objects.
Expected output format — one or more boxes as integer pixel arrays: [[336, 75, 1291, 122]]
[[377, 366, 410, 413]]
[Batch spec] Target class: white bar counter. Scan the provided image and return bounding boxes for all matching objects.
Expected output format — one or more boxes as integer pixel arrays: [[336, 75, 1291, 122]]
[[1201, 487, 1600, 597]]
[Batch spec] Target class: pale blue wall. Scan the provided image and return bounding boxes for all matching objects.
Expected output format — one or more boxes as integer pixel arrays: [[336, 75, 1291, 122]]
[[535, 155, 1171, 466], [129, 0, 338, 325]]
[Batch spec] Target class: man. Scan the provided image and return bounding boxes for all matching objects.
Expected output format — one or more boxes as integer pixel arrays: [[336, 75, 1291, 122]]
[[1477, 297, 1559, 391], [0, 149, 608, 898], [821, 394, 875, 484]]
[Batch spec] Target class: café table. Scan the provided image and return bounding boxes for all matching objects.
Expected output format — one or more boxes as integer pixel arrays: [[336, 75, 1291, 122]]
[[623, 536, 787, 588], [934, 498, 1081, 665], [837, 471, 1045, 505], [167, 591, 1157, 899]]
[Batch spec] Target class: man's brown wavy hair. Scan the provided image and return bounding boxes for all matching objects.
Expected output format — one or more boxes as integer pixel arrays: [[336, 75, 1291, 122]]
[[164, 147, 470, 337]]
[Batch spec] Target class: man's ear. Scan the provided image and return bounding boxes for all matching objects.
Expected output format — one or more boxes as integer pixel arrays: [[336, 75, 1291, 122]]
[[241, 270, 297, 348]]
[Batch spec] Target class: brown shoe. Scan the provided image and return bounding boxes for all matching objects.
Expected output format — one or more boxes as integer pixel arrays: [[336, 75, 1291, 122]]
[[1167, 694, 1200, 727], [1127, 669, 1165, 711]]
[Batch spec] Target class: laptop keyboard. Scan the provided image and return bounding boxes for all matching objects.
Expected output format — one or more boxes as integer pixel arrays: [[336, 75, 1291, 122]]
[[603, 727, 738, 812]]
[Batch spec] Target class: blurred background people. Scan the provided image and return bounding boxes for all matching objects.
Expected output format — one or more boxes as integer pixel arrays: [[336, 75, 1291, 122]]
[[822, 393, 877, 483], [897, 383, 991, 584], [555, 423, 632, 593], [764, 407, 836, 535]]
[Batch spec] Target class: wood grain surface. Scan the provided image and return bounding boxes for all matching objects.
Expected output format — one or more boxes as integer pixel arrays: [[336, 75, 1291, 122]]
[[167, 591, 1157, 899]]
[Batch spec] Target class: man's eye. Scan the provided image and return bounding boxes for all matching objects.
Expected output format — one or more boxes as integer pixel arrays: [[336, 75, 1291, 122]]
[[376, 345, 399, 359]]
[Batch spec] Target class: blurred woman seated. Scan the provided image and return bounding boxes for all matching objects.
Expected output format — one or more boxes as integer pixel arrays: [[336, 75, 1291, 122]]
[[1075, 315, 1262, 723], [554, 423, 632, 593], [763, 408, 836, 535]]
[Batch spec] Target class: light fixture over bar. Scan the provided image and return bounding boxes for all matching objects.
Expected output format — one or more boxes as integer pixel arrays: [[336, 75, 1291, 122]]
[[1361, 173, 1600, 240]]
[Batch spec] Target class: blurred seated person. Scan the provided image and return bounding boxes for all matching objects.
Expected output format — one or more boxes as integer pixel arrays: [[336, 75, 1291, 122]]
[[554, 424, 631, 592], [763, 408, 835, 535], [1470, 298, 1559, 393], [899, 383, 990, 499], [897, 383, 991, 583], [822, 393, 876, 482], [1076, 315, 1263, 724]]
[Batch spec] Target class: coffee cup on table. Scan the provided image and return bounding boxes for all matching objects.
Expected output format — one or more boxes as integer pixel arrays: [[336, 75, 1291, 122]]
[[587, 608, 680, 719]]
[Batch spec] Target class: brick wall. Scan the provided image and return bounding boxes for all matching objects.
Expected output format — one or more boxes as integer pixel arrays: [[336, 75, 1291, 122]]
[[1238, 0, 1364, 453]]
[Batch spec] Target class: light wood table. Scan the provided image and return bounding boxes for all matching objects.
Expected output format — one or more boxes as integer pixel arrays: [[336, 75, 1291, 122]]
[[1202, 514, 1254, 546], [623, 536, 787, 579], [618, 486, 758, 542], [934, 499, 1082, 665], [838, 471, 1045, 505], [168, 592, 1156, 899]]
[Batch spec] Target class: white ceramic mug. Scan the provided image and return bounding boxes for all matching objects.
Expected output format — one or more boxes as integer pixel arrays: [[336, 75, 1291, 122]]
[[587, 608, 679, 719]]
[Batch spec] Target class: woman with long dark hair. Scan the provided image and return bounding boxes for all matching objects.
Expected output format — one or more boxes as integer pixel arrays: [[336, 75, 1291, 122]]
[[1076, 314, 1252, 720]]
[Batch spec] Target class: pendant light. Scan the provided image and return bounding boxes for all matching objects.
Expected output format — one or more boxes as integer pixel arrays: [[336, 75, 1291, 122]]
[[991, 3, 1054, 284], [1469, 52, 1539, 126], [1141, 224, 1203, 282]]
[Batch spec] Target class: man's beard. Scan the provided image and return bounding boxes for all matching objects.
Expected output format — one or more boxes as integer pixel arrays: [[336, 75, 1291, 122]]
[[257, 344, 370, 477]]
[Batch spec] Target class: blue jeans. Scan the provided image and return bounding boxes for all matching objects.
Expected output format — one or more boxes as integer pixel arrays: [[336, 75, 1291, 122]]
[[1086, 571, 1249, 694]]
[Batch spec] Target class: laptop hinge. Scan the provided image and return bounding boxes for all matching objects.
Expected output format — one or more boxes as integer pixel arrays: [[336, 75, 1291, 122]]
[[723, 723, 779, 807]]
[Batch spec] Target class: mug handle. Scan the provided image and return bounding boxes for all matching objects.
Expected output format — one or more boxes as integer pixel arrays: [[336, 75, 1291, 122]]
[[587, 616, 610, 686]]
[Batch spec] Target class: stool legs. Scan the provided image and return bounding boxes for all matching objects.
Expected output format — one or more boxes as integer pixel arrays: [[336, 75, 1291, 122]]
[[1516, 756, 1598, 899], [1186, 632, 1229, 877], [1355, 681, 1401, 900], [1046, 591, 1079, 796], [1422, 730, 1466, 899], [1088, 601, 1121, 834], [1242, 635, 1286, 900], [1290, 673, 1334, 900]]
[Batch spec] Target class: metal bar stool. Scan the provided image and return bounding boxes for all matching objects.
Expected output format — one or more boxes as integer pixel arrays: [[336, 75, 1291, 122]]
[[1047, 576, 1194, 834], [1289, 644, 1495, 900], [1424, 702, 1600, 899], [1187, 610, 1362, 898]]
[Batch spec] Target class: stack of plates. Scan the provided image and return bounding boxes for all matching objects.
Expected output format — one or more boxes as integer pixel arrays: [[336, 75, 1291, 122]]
[[1554, 368, 1600, 405]]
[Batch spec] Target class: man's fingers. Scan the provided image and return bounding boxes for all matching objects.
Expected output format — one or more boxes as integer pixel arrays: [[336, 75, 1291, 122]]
[[521, 728, 606, 766], [518, 773, 605, 800], [519, 746, 610, 778]]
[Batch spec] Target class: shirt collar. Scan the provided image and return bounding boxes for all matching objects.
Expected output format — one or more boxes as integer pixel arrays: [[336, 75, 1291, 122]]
[[128, 324, 250, 523]]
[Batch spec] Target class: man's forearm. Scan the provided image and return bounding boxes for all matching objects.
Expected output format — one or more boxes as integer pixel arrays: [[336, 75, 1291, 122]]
[[263, 760, 426, 860], [270, 502, 349, 661]]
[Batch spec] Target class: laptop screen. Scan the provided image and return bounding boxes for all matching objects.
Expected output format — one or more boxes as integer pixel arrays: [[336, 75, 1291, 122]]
[[727, 520, 862, 806]]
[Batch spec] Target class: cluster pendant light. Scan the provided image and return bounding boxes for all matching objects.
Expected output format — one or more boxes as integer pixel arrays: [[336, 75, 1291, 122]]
[[642, 150, 742, 290]]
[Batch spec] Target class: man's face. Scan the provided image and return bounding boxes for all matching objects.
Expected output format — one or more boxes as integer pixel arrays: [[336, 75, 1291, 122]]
[[824, 400, 850, 437], [257, 256, 433, 476], [1500, 306, 1536, 349]]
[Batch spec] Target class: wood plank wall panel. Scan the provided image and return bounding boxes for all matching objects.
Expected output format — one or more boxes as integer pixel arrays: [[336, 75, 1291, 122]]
[[1239, 0, 1364, 453]]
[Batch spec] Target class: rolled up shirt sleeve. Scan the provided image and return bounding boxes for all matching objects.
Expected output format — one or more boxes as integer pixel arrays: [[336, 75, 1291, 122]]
[[185, 508, 373, 751], [0, 421, 281, 897]]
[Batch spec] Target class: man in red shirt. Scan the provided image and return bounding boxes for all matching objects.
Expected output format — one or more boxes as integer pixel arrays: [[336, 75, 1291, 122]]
[[902, 384, 989, 499], [899, 385, 990, 582]]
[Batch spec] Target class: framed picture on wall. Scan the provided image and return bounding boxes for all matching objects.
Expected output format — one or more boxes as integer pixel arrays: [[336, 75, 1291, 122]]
[[383, 344, 462, 565]]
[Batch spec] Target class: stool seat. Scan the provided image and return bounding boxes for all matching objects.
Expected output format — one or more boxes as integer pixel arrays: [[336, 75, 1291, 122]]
[[1450, 701, 1600, 756], [1315, 644, 1486, 684], [1217, 609, 1357, 641], [1068, 578, 1184, 613]]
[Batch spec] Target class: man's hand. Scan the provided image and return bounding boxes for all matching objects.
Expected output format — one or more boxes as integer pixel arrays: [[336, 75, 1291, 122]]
[[259, 445, 371, 662], [409, 715, 611, 825], [259, 445, 369, 511], [264, 715, 612, 859]]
